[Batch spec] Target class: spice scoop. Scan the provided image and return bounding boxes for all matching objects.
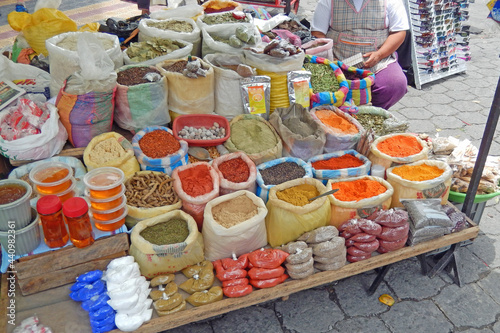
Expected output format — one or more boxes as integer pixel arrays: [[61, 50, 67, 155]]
[[308, 189, 339, 201], [188, 146, 212, 161]]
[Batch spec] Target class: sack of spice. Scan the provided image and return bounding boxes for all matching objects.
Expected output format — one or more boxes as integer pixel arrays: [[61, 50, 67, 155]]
[[269, 103, 326, 161], [83, 132, 140, 179], [201, 23, 261, 57], [266, 178, 332, 247], [368, 133, 429, 170], [132, 126, 189, 175], [255, 157, 313, 203], [172, 162, 220, 231], [138, 18, 201, 57], [203, 53, 255, 120], [309, 150, 371, 185], [310, 105, 364, 153], [202, 190, 268, 261], [386, 160, 452, 208], [354, 106, 409, 137], [129, 210, 205, 278], [327, 175, 394, 229], [156, 57, 215, 115], [212, 152, 257, 195], [302, 39, 334, 61], [123, 38, 193, 67], [224, 114, 283, 165], [114, 65, 170, 134]]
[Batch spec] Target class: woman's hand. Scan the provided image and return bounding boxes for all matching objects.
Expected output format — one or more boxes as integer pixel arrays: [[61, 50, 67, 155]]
[[363, 31, 407, 69], [362, 51, 383, 69]]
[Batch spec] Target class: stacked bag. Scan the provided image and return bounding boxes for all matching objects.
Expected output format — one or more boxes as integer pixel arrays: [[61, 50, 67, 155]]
[[339, 219, 381, 263], [370, 209, 410, 253]]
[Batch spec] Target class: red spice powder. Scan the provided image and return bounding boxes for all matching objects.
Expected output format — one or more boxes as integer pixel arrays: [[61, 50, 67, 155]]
[[332, 179, 386, 202], [312, 154, 364, 170], [178, 164, 214, 197], [218, 158, 250, 183], [377, 135, 423, 158], [139, 130, 180, 159]]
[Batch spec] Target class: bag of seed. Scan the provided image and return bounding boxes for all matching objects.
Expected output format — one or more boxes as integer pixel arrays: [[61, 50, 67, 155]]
[[212, 152, 257, 195], [132, 126, 189, 174], [266, 178, 332, 247], [115, 65, 170, 134], [202, 190, 268, 261], [256, 157, 313, 203], [129, 210, 205, 277], [308, 150, 371, 185], [138, 18, 201, 57], [269, 103, 326, 161]]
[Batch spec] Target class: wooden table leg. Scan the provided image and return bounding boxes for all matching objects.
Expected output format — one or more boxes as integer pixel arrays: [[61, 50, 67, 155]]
[[367, 265, 392, 296]]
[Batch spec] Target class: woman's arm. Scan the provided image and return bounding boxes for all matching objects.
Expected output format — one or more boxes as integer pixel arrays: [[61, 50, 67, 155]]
[[363, 30, 406, 68]]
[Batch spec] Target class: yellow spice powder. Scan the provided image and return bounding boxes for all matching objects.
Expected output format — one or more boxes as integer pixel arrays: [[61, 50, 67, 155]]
[[392, 164, 444, 181], [276, 184, 319, 206]]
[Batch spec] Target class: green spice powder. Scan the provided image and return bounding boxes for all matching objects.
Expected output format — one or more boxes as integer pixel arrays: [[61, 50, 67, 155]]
[[140, 218, 189, 245], [230, 119, 277, 154]]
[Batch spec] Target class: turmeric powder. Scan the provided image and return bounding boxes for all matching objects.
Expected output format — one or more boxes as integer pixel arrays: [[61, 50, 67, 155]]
[[276, 184, 319, 206], [332, 179, 386, 202], [315, 110, 358, 134], [377, 135, 423, 157], [392, 164, 443, 181]]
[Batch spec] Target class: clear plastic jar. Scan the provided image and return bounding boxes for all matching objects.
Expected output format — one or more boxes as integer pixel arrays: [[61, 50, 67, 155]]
[[36, 195, 69, 248], [63, 197, 94, 248]]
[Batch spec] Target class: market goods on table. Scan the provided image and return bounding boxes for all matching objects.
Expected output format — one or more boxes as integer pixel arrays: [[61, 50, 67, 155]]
[[201, 23, 260, 57], [179, 260, 215, 294], [368, 133, 429, 170], [309, 150, 371, 184], [354, 106, 409, 137], [287, 71, 311, 108], [212, 152, 257, 195], [0, 179, 32, 232], [124, 38, 193, 66], [198, 11, 251, 27]]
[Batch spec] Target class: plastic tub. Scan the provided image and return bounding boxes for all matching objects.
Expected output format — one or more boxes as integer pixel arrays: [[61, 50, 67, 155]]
[[90, 206, 128, 232], [36, 178, 77, 204], [89, 200, 127, 222], [172, 114, 230, 147], [0, 179, 33, 231], [0, 208, 41, 256], [29, 162, 73, 195], [85, 185, 126, 211], [83, 167, 125, 199]]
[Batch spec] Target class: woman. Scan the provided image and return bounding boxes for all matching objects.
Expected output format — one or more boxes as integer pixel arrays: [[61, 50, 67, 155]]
[[311, 0, 409, 109]]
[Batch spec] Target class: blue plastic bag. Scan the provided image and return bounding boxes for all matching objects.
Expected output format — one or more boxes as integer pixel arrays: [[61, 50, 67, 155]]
[[308, 150, 371, 184]]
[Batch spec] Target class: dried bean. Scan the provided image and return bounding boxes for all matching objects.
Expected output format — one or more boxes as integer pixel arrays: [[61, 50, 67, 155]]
[[117, 67, 161, 86]]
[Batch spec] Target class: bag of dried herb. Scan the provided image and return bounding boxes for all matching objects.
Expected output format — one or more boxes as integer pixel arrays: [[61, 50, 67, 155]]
[[269, 103, 326, 161], [333, 60, 375, 107], [123, 38, 193, 66], [115, 65, 170, 134], [129, 210, 205, 277], [201, 23, 260, 57], [138, 18, 201, 57], [212, 152, 257, 195], [355, 105, 409, 137], [309, 150, 371, 184], [197, 11, 252, 30]]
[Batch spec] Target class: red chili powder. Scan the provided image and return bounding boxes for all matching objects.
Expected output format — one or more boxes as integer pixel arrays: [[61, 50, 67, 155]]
[[218, 158, 250, 183], [312, 154, 364, 170], [139, 130, 180, 159], [178, 164, 214, 197], [377, 135, 423, 158], [332, 179, 386, 202]]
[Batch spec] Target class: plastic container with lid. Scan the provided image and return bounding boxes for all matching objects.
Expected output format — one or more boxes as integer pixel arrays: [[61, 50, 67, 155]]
[[29, 162, 73, 195], [63, 197, 94, 248], [83, 167, 125, 199], [0, 179, 33, 231], [90, 206, 128, 232], [0, 208, 41, 256], [85, 185, 126, 211], [36, 195, 69, 248], [36, 178, 77, 204], [90, 200, 127, 222]]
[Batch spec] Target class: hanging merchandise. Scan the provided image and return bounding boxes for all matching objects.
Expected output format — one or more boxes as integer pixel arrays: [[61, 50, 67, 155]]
[[240, 76, 271, 120], [212, 152, 257, 195], [333, 60, 375, 107], [368, 133, 429, 169], [123, 38, 193, 66], [287, 71, 311, 109], [204, 53, 256, 120], [309, 150, 371, 184], [301, 38, 334, 61], [115, 65, 170, 134]]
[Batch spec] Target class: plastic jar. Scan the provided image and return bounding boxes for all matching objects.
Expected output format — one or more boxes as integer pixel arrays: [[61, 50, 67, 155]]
[[90, 206, 128, 232], [36, 178, 77, 204], [84, 167, 125, 199], [29, 162, 73, 195], [85, 185, 125, 211], [90, 200, 127, 222], [36, 195, 69, 248], [63, 197, 94, 248]]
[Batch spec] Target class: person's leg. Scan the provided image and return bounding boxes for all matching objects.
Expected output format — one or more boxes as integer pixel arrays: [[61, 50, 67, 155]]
[[370, 61, 408, 109], [137, 0, 150, 14]]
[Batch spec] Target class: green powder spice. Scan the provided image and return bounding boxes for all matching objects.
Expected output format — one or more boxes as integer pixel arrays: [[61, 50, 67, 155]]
[[230, 119, 277, 154], [140, 218, 189, 245]]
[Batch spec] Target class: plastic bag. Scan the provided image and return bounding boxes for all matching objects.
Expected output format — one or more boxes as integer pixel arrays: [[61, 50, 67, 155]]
[[0, 55, 51, 99], [35, 0, 62, 11], [115, 65, 170, 134], [368, 133, 429, 170], [123, 39, 193, 67], [401, 199, 454, 229], [129, 210, 205, 278], [302, 38, 334, 61], [83, 132, 140, 180], [355, 105, 409, 137], [386, 160, 452, 208], [269, 104, 326, 161], [265, 178, 332, 247], [212, 152, 257, 195], [202, 190, 267, 261], [201, 24, 260, 57], [150, 5, 204, 20], [308, 150, 371, 184], [310, 105, 364, 153]]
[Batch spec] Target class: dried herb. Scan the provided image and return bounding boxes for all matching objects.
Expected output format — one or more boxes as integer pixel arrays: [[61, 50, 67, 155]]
[[303, 62, 340, 93], [147, 20, 194, 33], [126, 38, 186, 62], [202, 12, 250, 25], [140, 219, 189, 245], [355, 114, 386, 135]]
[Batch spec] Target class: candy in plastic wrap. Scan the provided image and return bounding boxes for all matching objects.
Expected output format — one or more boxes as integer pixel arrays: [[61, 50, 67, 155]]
[[448, 211, 467, 232], [286, 247, 313, 264], [150, 282, 178, 301]]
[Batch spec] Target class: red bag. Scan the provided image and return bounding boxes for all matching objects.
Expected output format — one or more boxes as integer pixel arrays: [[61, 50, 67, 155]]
[[248, 266, 285, 280], [250, 274, 288, 289], [248, 249, 289, 269], [221, 254, 249, 270], [223, 285, 253, 298], [215, 267, 247, 281], [222, 278, 249, 288]]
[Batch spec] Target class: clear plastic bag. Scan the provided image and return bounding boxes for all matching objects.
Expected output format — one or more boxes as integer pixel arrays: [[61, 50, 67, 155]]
[[401, 199, 453, 229]]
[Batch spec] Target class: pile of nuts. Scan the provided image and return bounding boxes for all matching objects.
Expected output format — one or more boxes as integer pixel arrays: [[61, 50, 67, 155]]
[[177, 122, 226, 140]]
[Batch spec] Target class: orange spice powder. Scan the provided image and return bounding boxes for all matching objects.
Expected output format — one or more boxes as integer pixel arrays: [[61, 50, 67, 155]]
[[178, 164, 214, 197], [315, 110, 358, 134], [392, 164, 443, 181], [376, 135, 423, 158], [332, 179, 386, 202], [312, 154, 364, 170]]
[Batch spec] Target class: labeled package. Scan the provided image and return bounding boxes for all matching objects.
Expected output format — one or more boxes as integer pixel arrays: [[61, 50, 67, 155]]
[[287, 70, 311, 109], [240, 76, 271, 120]]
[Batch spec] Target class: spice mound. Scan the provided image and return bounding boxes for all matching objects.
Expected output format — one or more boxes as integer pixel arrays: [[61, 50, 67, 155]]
[[117, 67, 161, 86], [277, 184, 319, 206], [355, 114, 386, 136], [312, 154, 364, 170], [332, 179, 386, 202], [88, 137, 126, 164], [260, 162, 305, 185], [316, 110, 358, 134], [230, 119, 277, 154], [125, 172, 179, 208], [140, 219, 189, 245], [392, 164, 444, 181], [0, 184, 26, 204], [139, 130, 180, 159], [218, 158, 250, 183], [212, 195, 258, 228], [178, 164, 214, 197], [377, 135, 423, 158]]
